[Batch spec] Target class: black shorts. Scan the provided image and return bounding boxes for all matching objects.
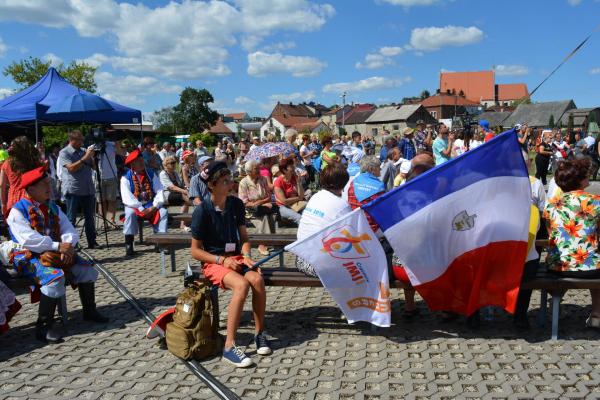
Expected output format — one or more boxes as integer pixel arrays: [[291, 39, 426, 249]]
[[167, 192, 184, 206]]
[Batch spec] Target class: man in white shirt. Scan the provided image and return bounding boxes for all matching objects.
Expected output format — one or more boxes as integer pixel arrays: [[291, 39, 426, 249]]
[[7, 166, 108, 343], [120, 148, 168, 256]]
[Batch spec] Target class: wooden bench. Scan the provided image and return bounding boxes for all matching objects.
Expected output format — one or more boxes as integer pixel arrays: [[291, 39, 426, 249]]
[[521, 267, 600, 340], [147, 233, 296, 276], [173, 213, 298, 228]]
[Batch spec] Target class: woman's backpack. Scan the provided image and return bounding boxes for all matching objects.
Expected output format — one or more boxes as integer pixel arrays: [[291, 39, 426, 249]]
[[165, 281, 223, 360]]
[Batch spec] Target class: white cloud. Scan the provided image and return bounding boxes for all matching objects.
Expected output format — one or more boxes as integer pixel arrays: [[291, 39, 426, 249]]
[[494, 64, 529, 76], [0, 0, 335, 80], [567, 0, 582, 5], [0, 36, 6, 58], [380, 0, 440, 5], [356, 46, 404, 69], [235, 96, 255, 104], [262, 41, 296, 52], [268, 91, 316, 103], [0, 88, 13, 99], [409, 25, 484, 51], [43, 52, 63, 67], [590, 67, 600, 74], [95, 71, 182, 105], [234, 0, 335, 50], [247, 51, 326, 77], [323, 76, 411, 93]]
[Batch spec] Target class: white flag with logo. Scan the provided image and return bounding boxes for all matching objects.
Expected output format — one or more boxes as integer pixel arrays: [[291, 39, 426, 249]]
[[285, 209, 391, 327]]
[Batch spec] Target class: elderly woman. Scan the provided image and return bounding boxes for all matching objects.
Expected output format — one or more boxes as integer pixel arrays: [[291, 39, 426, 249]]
[[273, 157, 305, 224], [238, 159, 276, 256], [181, 150, 198, 189], [296, 162, 351, 276], [544, 158, 600, 329], [190, 161, 271, 367], [160, 155, 192, 230]]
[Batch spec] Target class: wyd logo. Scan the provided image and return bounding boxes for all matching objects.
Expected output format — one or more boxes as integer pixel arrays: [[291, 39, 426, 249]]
[[321, 225, 372, 260]]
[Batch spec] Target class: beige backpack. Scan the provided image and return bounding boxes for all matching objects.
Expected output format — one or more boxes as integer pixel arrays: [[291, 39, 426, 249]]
[[165, 281, 223, 360]]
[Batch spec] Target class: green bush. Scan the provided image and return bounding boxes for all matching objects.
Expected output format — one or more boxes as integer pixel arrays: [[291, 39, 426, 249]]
[[188, 132, 216, 147]]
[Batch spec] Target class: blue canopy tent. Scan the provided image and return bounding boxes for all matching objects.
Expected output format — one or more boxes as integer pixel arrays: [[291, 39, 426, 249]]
[[0, 68, 142, 142]]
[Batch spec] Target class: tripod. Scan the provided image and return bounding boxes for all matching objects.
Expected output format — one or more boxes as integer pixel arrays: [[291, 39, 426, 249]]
[[92, 149, 111, 249]]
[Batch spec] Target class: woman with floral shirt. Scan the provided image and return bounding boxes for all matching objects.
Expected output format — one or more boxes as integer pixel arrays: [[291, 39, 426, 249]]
[[543, 158, 600, 329]]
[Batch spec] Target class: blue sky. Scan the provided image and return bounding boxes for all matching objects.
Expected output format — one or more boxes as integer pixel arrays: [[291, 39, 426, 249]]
[[0, 0, 599, 119]]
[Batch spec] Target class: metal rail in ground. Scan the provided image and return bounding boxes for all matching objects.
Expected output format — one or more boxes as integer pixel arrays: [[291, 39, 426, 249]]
[[80, 249, 241, 400]]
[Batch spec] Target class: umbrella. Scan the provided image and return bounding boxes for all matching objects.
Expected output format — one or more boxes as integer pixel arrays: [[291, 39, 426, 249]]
[[45, 92, 114, 114], [244, 142, 296, 161]]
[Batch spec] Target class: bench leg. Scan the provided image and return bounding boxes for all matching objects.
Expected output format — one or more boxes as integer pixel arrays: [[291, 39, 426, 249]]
[[57, 295, 68, 322], [138, 219, 144, 244], [211, 286, 220, 328], [170, 248, 176, 273], [551, 295, 561, 340], [537, 289, 548, 328], [160, 250, 166, 277], [279, 251, 284, 268]]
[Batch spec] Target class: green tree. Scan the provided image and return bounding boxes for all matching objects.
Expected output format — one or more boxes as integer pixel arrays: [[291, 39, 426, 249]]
[[172, 87, 219, 134], [549, 115, 555, 128], [188, 132, 217, 147], [590, 112, 597, 124], [512, 96, 532, 107], [153, 107, 176, 132], [420, 90, 431, 99], [3, 56, 97, 92]]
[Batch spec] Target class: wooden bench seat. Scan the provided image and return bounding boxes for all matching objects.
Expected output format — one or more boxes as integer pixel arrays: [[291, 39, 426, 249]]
[[147, 233, 296, 275], [173, 213, 298, 228], [190, 266, 410, 289]]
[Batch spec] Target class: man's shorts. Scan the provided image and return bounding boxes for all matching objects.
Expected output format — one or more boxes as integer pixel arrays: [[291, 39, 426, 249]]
[[98, 178, 118, 202]]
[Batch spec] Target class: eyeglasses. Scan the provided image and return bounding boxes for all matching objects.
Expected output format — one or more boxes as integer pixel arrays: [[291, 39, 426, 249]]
[[167, 161, 176, 165]]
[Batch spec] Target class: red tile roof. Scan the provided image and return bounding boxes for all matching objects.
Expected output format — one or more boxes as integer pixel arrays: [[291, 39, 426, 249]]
[[420, 93, 480, 107], [439, 70, 495, 102], [225, 112, 247, 120], [208, 119, 233, 134], [497, 83, 529, 101]]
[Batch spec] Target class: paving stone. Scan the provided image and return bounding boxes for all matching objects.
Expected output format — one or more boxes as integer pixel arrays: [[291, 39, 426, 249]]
[[1, 215, 600, 399]]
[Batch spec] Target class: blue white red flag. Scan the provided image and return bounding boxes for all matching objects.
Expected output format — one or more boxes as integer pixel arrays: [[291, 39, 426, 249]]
[[363, 131, 531, 315]]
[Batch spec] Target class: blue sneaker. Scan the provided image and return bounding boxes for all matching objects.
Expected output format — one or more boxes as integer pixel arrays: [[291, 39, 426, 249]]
[[255, 331, 272, 355], [222, 344, 252, 368]]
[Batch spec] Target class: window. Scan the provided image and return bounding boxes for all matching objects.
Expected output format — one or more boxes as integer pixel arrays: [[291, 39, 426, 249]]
[[371, 128, 378, 135], [431, 111, 437, 118], [392, 124, 399, 131]]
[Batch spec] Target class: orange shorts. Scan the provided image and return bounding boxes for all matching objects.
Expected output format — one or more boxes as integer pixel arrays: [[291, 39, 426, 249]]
[[202, 263, 234, 289]]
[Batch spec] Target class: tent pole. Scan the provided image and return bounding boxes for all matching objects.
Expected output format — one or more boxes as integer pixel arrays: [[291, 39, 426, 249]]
[[140, 121, 143, 145], [35, 119, 39, 144]]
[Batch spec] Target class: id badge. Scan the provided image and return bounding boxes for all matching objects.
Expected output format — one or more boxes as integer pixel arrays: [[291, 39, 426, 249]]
[[225, 243, 236, 253]]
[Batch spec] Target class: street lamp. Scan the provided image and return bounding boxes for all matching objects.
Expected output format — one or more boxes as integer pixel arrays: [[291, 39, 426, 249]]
[[340, 91, 347, 135]]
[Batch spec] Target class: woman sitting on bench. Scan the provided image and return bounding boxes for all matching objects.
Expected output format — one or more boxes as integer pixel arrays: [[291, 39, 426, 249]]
[[543, 157, 600, 330], [190, 161, 271, 368]]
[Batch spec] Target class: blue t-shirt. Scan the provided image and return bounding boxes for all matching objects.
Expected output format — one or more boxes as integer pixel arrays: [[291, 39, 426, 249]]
[[432, 137, 450, 166]]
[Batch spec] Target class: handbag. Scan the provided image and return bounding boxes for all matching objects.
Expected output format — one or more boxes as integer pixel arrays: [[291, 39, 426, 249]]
[[290, 200, 307, 213]]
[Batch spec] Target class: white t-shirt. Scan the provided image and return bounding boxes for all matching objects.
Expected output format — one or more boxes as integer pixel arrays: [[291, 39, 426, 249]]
[[99, 141, 118, 180], [297, 190, 352, 240], [299, 144, 312, 166], [584, 135, 596, 149]]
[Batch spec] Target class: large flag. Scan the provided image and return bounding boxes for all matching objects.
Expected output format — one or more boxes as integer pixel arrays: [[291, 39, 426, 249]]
[[285, 209, 391, 327], [363, 131, 530, 316]]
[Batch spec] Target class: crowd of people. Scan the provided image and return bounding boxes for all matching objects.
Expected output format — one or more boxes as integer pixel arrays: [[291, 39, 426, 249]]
[[0, 122, 599, 368]]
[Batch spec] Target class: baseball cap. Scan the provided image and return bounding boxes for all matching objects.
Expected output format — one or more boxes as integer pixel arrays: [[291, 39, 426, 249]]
[[197, 155, 213, 165]]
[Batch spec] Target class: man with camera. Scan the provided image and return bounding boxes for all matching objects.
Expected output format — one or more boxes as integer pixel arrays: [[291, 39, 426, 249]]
[[58, 130, 98, 249]]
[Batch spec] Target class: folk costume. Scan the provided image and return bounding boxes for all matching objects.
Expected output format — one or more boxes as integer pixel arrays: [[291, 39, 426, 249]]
[[6, 166, 107, 343], [120, 148, 168, 255]]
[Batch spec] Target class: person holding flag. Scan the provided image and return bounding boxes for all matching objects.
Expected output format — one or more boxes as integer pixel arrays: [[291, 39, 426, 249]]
[[120, 148, 168, 256]]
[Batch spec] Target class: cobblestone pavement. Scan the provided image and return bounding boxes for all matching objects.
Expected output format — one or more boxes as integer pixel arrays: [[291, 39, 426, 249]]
[[1, 216, 600, 400]]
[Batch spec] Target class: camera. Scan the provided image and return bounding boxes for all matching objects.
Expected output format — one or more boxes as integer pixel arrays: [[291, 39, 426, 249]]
[[85, 127, 106, 153]]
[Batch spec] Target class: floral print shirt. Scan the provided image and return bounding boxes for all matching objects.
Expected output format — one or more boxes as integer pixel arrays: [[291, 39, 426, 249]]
[[543, 190, 600, 272]]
